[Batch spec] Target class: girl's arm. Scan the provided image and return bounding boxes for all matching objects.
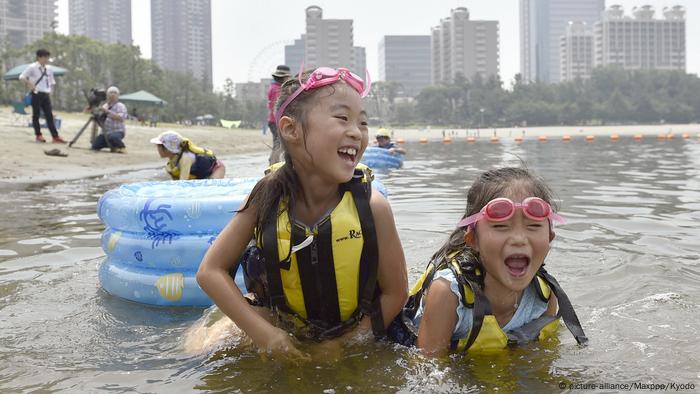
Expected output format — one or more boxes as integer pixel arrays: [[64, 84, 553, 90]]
[[370, 191, 409, 328], [196, 203, 304, 356], [416, 278, 459, 356], [178, 154, 193, 180]]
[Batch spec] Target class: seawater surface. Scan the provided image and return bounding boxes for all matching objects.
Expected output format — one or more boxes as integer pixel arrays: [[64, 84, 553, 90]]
[[1, 138, 699, 392]]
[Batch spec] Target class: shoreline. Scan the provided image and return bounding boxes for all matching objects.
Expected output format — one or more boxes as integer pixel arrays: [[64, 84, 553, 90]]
[[2, 106, 698, 185], [390, 123, 700, 141]]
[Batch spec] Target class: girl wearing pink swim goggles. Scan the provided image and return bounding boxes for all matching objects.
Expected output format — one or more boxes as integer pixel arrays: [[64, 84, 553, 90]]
[[195, 67, 408, 361], [388, 167, 587, 356]]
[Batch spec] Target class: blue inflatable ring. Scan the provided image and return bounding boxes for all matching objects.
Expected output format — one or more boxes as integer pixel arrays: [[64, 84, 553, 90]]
[[361, 146, 404, 169], [97, 178, 259, 234], [98, 177, 388, 307], [99, 257, 247, 307]]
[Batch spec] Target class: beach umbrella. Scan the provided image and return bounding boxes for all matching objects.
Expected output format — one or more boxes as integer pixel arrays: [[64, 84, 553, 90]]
[[3, 64, 68, 80], [119, 90, 167, 107]]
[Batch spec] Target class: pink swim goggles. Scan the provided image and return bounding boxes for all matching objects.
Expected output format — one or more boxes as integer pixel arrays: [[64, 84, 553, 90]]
[[275, 67, 371, 126], [457, 197, 565, 228]]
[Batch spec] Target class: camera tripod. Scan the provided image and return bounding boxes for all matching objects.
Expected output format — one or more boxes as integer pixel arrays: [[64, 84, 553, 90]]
[[68, 111, 106, 148]]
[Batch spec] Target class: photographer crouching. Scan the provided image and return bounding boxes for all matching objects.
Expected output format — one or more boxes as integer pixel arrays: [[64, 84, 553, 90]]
[[91, 86, 127, 153]]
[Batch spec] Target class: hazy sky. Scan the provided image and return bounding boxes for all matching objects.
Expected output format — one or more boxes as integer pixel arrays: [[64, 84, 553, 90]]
[[56, 0, 698, 91]]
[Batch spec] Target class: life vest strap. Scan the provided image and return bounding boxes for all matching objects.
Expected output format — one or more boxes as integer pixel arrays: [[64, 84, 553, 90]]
[[506, 314, 559, 346], [538, 268, 589, 345], [348, 168, 384, 337]]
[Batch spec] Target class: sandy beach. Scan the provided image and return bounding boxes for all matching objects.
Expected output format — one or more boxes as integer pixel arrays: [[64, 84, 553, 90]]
[[1, 105, 698, 185], [0, 106, 270, 184]]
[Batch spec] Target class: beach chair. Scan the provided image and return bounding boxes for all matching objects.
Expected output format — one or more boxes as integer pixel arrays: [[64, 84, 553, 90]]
[[10, 102, 30, 126]]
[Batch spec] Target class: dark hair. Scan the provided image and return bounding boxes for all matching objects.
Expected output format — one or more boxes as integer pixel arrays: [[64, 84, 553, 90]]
[[36, 49, 50, 58], [430, 167, 558, 281], [239, 70, 329, 233]]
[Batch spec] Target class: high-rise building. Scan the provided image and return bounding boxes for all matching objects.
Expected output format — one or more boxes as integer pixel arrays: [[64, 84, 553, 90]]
[[0, 0, 57, 49], [431, 7, 499, 84], [151, 0, 212, 89], [303, 5, 364, 75], [594, 5, 685, 72], [285, 35, 305, 72], [520, 0, 604, 83], [560, 21, 594, 81], [378, 35, 431, 97], [69, 0, 132, 45]]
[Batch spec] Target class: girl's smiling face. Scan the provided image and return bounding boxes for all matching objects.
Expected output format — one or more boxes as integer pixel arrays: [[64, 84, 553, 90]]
[[295, 82, 369, 183], [470, 189, 554, 294]]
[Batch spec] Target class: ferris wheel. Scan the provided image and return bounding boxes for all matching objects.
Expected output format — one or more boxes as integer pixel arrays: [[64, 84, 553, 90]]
[[246, 40, 295, 82]]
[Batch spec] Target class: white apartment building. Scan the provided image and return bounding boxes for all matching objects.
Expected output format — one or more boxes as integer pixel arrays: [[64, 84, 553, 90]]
[[595, 5, 685, 72], [378, 35, 431, 97], [303, 5, 365, 75], [151, 0, 212, 89], [520, 0, 604, 83], [0, 0, 57, 49], [69, 0, 131, 45], [560, 21, 594, 81], [431, 7, 499, 84]]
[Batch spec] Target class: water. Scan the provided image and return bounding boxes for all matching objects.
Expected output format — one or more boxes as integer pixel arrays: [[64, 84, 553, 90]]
[[1, 139, 699, 392]]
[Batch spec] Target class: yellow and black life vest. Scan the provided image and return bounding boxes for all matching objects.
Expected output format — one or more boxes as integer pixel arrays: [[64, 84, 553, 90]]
[[391, 250, 588, 352], [248, 163, 384, 340], [166, 139, 217, 180]]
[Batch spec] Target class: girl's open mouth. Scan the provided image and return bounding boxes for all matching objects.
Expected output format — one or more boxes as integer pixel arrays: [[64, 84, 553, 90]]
[[505, 254, 530, 277], [338, 147, 357, 164]]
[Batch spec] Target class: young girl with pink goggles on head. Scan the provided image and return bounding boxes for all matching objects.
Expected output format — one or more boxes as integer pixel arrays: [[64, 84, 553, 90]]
[[387, 167, 587, 357], [193, 67, 408, 361]]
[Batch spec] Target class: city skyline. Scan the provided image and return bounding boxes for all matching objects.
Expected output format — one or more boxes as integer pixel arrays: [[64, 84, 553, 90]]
[[55, 0, 700, 91]]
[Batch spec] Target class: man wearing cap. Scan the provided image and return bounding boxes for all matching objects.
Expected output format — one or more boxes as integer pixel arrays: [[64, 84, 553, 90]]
[[91, 86, 127, 153], [267, 65, 291, 164], [374, 128, 406, 154]]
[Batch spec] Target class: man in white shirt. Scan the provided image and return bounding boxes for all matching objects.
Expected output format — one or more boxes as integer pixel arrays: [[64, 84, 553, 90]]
[[19, 49, 66, 143]]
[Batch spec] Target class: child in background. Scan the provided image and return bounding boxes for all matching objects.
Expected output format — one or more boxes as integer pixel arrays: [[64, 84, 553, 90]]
[[390, 167, 587, 356], [373, 128, 405, 155], [150, 131, 225, 180], [195, 67, 408, 359]]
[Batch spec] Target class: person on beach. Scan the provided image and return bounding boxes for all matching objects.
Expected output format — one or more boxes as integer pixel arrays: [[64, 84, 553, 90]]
[[267, 65, 291, 165], [19, 49, 66, 144], [373, 128, 405, 154], [91, 86, 127, 153], [150, 130, 225, 180], [388, 167, 588, 356], [195, 67, 408, 360]]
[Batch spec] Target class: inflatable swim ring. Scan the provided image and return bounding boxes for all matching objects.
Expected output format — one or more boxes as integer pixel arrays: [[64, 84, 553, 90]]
[[360, 146, 404, 169], [98, 177, 388, 307]]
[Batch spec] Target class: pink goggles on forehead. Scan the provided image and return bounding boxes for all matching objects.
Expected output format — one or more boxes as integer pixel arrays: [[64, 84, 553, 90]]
[[457, 197, 565, 228], [275, 67, 371, 126]]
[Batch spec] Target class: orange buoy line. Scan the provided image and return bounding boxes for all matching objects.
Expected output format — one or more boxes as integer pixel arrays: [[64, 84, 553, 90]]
[[610, 134, 619, 141], [585, 135, 595, 141], [538, 135, 547, 142], [657, 133, 666, 140], [561, 135, 571, 141], [514, 136, 523, 143], [443, 136, 453, 144], [396, 138, 406, 144], [467, 136, 476, 143], [419, 137, 428, 144], [490, 136, 499, 143], [633, 134, 643, 141]]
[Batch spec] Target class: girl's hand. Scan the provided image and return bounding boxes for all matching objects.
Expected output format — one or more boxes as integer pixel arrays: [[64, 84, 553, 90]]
[[257, 327, 310, 363]]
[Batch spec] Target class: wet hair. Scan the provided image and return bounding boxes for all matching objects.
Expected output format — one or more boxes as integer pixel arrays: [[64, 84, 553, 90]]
[[239, 71, 331, 233], [430, 167, 558, 282], [36, 49, 50, 58]]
